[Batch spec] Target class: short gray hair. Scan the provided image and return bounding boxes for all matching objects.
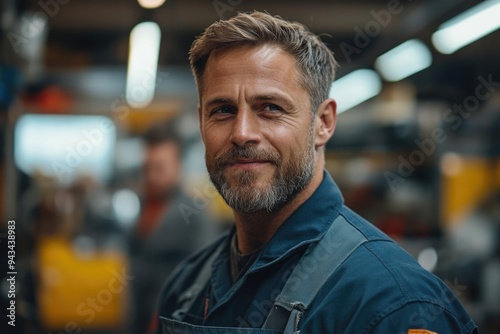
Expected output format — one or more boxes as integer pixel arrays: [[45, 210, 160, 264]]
[[189, 11, 339, 113]]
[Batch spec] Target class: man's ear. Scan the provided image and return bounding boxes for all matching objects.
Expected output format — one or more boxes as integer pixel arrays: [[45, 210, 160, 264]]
[[314, 98, 337, 149]]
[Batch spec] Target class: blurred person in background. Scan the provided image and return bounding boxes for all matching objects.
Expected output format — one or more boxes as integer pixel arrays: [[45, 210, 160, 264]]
[[129, 121, 218, 334], [152, 12, 477, 334]]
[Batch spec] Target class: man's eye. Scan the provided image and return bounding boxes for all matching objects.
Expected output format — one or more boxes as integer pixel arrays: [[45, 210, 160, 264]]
[[262, 104, 283, 113], [212, 106, 235, 115]]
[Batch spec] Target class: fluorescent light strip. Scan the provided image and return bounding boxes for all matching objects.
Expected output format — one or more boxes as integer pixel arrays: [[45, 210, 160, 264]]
[[432, 0, 500, 54], [329, 69, 382, 113], [375, 39, 432, 82], [126, 22, 161, 108]]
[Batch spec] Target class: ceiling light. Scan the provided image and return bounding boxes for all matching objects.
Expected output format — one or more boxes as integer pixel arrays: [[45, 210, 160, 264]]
[[126, 22, 161, 108], [137, 0, 166, 9], [329, 69, 382, 113], [375, 39, 432, 82], [432, 0, 500, 54]]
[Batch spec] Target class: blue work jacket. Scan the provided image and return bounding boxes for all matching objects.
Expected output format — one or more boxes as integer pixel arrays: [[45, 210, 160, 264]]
[[154, 171, 478, 333]]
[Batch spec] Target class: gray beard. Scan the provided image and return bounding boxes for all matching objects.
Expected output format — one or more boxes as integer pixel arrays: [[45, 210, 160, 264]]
[[208, 131, 315, 213]]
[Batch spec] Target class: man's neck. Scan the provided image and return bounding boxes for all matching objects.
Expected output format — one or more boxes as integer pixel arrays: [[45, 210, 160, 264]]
[[233, 166, 324, 254]]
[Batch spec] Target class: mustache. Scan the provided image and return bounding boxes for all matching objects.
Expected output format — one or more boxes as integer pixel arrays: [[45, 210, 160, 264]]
[[214, 146, 281, 168]]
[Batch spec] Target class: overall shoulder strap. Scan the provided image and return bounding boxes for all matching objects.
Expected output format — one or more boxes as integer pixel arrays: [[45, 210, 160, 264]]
[[171, 241, 225, 321], [262, 214, 368, 333]]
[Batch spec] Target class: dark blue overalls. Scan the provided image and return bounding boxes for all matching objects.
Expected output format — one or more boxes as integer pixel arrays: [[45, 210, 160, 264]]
[[160, 214, 366, 334], [155, 172, 478, 334]]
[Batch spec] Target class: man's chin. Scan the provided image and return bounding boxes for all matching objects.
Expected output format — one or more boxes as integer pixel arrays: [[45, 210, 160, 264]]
[[226, 174, 272, 190], [225, 165, 274, 185]]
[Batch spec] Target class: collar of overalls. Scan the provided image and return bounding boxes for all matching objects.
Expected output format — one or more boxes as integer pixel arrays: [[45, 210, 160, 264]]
[[251, 170, 344, 269]]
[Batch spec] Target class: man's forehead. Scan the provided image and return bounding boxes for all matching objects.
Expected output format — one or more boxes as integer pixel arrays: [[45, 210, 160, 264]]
[[201, 44, 303, 92], [205, 44, 296, 73]]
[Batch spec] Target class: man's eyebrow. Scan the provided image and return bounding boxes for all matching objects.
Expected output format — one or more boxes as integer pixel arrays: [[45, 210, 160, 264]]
[[203, 93, 295, 110], [204, 97, 236, 109]]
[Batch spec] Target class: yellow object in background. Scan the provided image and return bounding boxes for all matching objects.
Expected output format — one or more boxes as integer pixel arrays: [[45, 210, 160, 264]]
[[37, 237, 130, 331], [441, 155, 500, 226]]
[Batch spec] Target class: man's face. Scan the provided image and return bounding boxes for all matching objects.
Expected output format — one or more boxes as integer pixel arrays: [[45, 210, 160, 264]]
[[144, 141, 181, 200], [199, 44, 316, 213]]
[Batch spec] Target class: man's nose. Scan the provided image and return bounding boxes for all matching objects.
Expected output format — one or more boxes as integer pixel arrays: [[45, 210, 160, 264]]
[[230, 107, 261, 147]]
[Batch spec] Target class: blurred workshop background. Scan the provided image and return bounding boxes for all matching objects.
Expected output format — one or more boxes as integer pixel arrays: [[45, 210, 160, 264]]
[[1, 0, 500, 333]]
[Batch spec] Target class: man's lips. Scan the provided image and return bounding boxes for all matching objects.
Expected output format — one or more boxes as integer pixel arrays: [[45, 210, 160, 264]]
[[226, 159, 271, 168]]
